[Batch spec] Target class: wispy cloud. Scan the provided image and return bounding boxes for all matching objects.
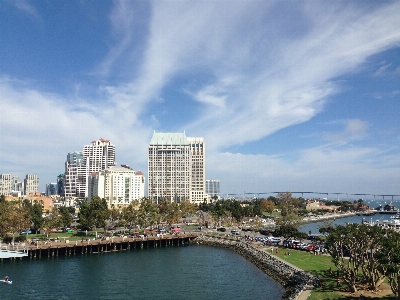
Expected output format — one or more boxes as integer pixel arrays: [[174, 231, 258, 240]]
[[12, 0, 40, 19], [101, 1, 400, 151], [1, 1, 400, 194], [373, 63, 392, 77]]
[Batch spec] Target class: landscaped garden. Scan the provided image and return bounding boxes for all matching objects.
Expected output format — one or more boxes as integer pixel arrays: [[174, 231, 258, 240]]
[[268, 248, 396, 300]]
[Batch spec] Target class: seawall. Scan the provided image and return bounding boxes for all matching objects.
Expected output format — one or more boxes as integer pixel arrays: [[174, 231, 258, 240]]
[[195, 235, 313, 300]]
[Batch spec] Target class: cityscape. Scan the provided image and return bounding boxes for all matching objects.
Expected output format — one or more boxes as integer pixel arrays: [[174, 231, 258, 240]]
[[1, 1, 400, 299]]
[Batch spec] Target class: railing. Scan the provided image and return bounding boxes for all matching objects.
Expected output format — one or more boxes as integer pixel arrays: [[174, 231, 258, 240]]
[[0, 243, 29, 258]]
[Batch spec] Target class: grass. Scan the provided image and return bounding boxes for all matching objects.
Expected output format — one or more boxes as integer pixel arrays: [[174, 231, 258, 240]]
[[267, 248, 396, 300]]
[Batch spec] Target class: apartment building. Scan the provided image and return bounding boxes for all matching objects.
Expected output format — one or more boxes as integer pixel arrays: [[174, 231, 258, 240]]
[[64, 138, 116, 199], [24, 174, 39, 196], [0, 174, 12, 196]]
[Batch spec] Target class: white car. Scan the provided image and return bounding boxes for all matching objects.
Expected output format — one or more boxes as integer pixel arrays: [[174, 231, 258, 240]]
[[267, 237, 281, 244]]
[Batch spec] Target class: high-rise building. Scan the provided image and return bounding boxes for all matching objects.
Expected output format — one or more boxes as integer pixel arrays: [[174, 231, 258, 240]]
[[206, 180, 220, 200], [148, 132, 205, 203], [0, 174, 12, 196], [64, 151, 84, 198], [57, 174, 64, 196], [64, 138, 116, 198], [46, 183, 58, 196], [88, 165, 145, 206], [24, 174, 39, 195]]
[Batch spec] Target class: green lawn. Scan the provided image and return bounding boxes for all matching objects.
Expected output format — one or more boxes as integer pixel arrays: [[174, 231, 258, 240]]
[[270, 248, 395, 300]]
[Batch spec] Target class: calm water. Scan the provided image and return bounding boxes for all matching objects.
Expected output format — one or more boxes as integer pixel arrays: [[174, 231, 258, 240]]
[[299, 213, 395, 234], [0, 245, 285, 300]]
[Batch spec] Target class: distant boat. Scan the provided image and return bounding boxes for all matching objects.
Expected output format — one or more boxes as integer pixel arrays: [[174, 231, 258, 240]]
[[0, 279, 12, 284]]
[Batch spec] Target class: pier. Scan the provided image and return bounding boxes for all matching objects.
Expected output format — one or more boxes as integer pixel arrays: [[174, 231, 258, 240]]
[[1, 234, 198, 261]]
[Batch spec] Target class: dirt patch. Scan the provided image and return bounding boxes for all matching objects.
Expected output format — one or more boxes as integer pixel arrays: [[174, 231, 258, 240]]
[[338, 282, 394, 298]]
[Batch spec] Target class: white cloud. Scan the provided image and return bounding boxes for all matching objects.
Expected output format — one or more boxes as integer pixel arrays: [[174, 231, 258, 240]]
[[207, 144, 400, 195], [0, 76, 151, 186], [2, 1, 400, 194]]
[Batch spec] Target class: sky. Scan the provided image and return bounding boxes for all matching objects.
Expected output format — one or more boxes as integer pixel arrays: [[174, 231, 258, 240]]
[[1, 0, 399, 200]]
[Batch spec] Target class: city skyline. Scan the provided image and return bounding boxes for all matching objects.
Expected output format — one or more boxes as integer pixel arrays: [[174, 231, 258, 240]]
[[1, 1, 399, 196]]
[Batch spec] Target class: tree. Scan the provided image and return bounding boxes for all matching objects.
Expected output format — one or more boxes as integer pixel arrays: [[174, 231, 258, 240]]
[[326, 224, 362, 293], [165, 201, 181, 226], [179, 199, 198, 217], [59, 206, 73, 230], [138, 197, 158, 229], [30, 202, 44, 233], [326, 224, 391, 293], [259, 199, 275, 215], [77, 200, 94, 230], [89, 196, 109, 231], [121, 200, 139, 231], [274, 224, 301, 240], [43, 207, 62, 238], [377, 230, 400, 297], [109, 206, 121, 228], [0, 201, 31, 243]]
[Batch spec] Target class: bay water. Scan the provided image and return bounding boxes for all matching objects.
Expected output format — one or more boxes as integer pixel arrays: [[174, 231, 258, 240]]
[[0, 245, 285, 300], [298, 213, 395, 235]]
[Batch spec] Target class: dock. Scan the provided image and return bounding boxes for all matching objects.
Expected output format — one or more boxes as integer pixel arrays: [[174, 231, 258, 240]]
[[1, 233, 198, 261]]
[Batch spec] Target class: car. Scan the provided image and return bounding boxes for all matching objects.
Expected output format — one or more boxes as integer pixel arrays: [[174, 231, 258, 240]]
[[231, 230, 240, 235], [267, 237, 281, 244], [259, 229, 269, 235], [307, 243, 318, 251], [217, 227, 226, 232], [20, 229, 32, 235]]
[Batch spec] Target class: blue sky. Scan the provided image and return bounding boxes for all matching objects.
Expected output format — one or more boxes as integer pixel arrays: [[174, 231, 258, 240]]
[[1, 0, 399, 200]]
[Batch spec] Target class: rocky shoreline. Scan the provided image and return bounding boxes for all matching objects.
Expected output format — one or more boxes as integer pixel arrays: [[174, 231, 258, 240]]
[[194, 235, 313, 300]]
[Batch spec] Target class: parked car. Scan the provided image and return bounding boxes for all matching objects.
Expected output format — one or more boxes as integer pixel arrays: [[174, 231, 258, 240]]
[[217, 227, 226, 232], [20, 229, 32, 235], [267, 237, 281, 244], [259, 229, 269, 235], [231, 230, 240, 235], [307, 243, 318, 251]]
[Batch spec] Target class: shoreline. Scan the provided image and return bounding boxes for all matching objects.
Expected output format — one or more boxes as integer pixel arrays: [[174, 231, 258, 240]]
[[299, 212, 356, 225], [195, 235, 313, 300]]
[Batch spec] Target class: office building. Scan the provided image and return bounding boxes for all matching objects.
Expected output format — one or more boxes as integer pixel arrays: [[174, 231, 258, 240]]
[[46, 183, 58, 196], [206, 180, 220, 199], [88, 166, 144, 206], [148, 132, 205, 203], [57, 174, 64, 196]]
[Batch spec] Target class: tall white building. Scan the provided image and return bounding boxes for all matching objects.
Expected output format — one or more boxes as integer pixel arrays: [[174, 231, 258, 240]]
[[0, 174, 12, 196], [148, 132, 205, 203], [24, 174, 39, 195], [64, 138, 116, 199], [88, 166, 144, 206]]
